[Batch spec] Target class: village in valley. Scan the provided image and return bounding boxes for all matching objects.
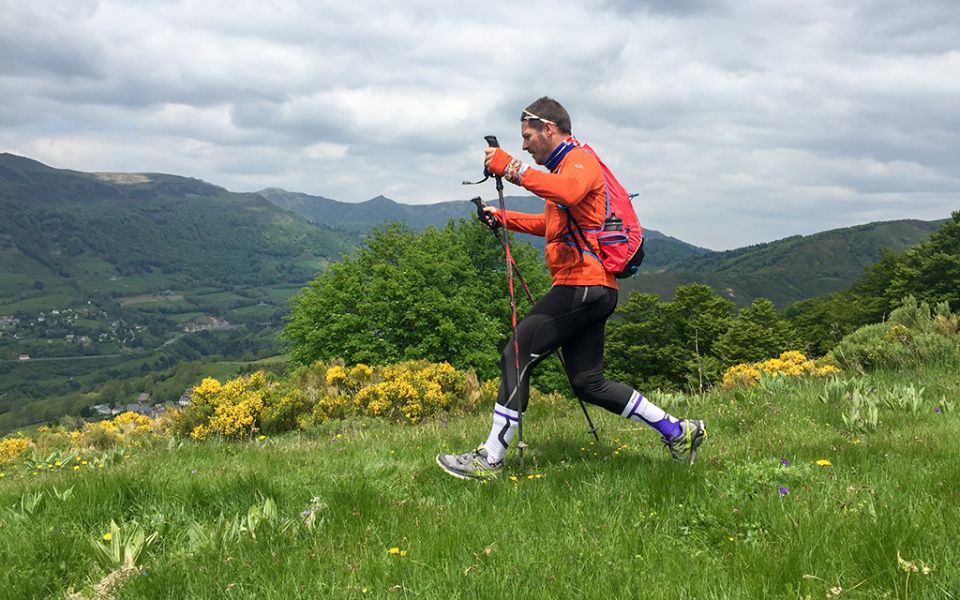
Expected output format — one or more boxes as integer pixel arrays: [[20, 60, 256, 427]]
[[0, 301, 237, 421]]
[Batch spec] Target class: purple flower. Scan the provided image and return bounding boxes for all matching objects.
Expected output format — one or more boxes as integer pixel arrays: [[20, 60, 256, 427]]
[[780, 458, 790, 467], [934, 406, 942, 414], [778, 486, 789, 496]]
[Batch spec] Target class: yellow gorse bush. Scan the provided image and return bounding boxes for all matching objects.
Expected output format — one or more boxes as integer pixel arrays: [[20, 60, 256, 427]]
[[1, 362, 485, 471], [189, 372, 271, 440], [0, 433, 31, 464], [2, 410, 164, 471], [325, 365, 350, 387], [75, 410, 161, 449], [722, 351, 841, 388], [312, 360, 475, 424], [178, 362, 478, 436], [112, 411, 154, 436]]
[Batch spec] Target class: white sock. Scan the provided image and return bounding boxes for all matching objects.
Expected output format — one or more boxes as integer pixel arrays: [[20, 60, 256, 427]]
[[620, 390, 681, 439], [483, 403, 519, 463]]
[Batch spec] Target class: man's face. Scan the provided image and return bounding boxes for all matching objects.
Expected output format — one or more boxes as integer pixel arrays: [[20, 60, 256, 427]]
[[521, 121, 553, 166]]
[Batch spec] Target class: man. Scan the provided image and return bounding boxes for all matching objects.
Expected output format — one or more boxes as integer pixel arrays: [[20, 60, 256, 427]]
[[436, 97, 705, 480]]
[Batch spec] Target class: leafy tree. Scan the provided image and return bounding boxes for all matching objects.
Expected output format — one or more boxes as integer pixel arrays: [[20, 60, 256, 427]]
[[607, 284, 734, 391], [714, 298, 800, 366], [665, 284, 735, 359], [606, 292, 672, 390], [283, 221, 549, 379], [889, 211, 960, 309]]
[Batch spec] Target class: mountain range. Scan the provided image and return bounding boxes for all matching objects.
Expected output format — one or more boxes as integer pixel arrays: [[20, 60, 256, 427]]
[[0, 152, 944, 316], [256, 188, 711, 270], [256, 186, 941, 307]]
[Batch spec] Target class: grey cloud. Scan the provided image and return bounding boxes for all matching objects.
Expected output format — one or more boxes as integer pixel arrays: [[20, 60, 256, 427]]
[[0, 0, 957, 249], [850, 0, 960, 55], [0, 2, 103, 78], [599, 0, 725, 17]]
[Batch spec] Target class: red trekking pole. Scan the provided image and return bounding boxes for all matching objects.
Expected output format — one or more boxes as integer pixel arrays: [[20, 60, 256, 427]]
[[483, 136, 528, 469]]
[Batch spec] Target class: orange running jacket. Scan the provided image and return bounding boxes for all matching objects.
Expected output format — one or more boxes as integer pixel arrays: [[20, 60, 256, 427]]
[[487, 144, 617, 289]]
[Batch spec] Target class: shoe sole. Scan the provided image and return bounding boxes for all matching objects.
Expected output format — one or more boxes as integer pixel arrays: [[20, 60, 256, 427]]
[[688, 421, 706, 465], [435, 454, 495, 481]]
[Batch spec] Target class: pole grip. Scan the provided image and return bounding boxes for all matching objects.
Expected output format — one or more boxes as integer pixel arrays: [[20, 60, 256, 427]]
[[470, 196, 498, 229], [483, 136, 501, 180], [470, 196, 485, 219]]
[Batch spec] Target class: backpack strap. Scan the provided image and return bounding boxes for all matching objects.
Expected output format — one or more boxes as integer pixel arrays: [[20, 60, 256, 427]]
[[558, 205, 600, 264], [554, 141, 605, 264], [579, 143, 612, 221]]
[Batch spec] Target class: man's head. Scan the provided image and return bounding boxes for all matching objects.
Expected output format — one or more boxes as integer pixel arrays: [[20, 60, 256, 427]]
[[520, 97, 572, 166]]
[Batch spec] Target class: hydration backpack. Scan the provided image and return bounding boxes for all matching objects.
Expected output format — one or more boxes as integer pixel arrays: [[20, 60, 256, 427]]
[[562, 143, 645, 279]]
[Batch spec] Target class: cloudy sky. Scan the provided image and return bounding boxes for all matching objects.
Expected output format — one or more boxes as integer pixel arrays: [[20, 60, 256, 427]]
[[1, 0, 958, 249]]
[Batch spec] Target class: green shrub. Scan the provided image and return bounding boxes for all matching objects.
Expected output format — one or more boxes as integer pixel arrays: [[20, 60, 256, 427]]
[[832, 297, 960, 371], [260, 388, 312, 435]]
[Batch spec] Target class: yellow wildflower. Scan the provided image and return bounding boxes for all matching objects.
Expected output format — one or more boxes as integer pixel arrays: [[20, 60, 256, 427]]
[[0, 435, 31, 465], [722, 350, 841, 388], [325, 366, 349, 387], [112, 411, 153, 436], [102, 532, 113, 541], [348, 363, 373, 382], [816, 459, 832, 466]]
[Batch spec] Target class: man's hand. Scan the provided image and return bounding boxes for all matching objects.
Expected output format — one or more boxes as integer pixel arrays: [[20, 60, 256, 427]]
[[484, 147, 528, 185], [484, 147, 498, 171], [480, 205, 501, 228]]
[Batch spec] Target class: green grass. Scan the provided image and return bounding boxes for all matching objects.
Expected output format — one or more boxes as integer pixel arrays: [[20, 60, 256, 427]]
[[0, 290, 76, 314], [70, 256, 119, 278], [262, 285, 304, 303], [0, 271, 35, 297], [195, 357, 284, 382], [1, 366, 958, 599], [189, 290, 250, 304], [227, 304, 280, 320]]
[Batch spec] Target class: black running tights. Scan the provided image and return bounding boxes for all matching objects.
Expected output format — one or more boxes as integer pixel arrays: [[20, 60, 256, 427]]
[[497, 284, 634, 414]]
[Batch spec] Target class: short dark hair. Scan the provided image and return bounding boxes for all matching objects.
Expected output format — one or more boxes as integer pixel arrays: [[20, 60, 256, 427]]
[[521, 97, 572, 135]]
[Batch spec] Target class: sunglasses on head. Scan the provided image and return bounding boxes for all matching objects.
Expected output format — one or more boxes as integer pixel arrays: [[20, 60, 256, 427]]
[[522, 110, 557, 127]]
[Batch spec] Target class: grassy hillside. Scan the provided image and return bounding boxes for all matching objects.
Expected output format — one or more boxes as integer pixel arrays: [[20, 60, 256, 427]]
[[623, 219, 943, 307], [1, 362, 957, 598], [0, 154, 352, 301], [0, 154, 353, 430]]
